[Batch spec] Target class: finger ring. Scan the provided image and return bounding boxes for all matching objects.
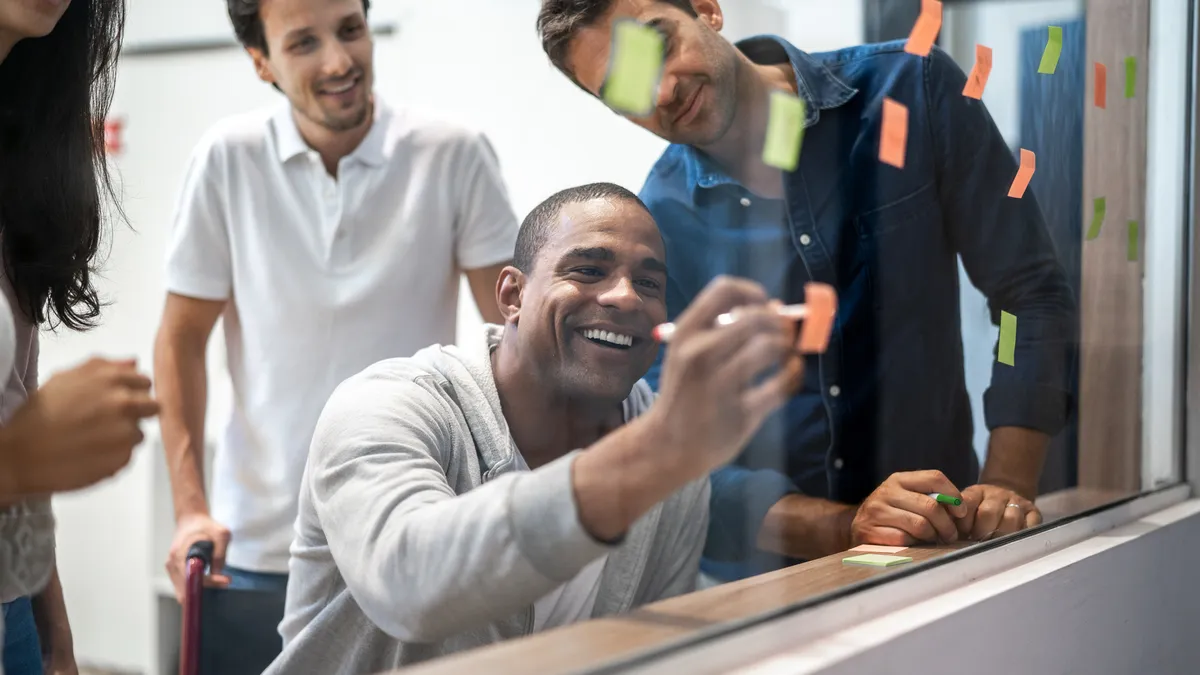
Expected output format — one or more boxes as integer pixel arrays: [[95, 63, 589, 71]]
[[1006, 503, 1022, 509]]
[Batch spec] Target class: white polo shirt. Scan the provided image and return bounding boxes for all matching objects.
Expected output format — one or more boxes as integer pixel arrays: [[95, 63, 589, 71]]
[[164, 96, 519, 573]]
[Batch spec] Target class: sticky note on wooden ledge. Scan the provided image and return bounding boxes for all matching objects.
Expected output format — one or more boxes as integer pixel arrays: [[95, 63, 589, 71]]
[[850, 544, 909, 554], [880, 97, 908, 169], [1087, 197, 1106, 240], [999, 310, 1017, 367], [843, 553, 913, 567], [762, 91, 806, 171], [962, 44, 993, 99], [904, 0, 943, 57], [1128, 221, 1139, 261], [1038, 26, 1063, 74], [602, 19, 665, 117], [1125, 56, 1137, 98], [1094, 62, 1107, 109], [1008, 149, 1036, 198]]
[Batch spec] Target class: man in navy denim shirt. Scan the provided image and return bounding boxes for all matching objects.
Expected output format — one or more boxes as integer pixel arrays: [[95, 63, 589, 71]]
[[537, 0, 1075, 580]]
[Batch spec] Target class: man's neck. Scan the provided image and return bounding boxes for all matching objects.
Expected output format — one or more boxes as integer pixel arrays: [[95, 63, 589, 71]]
[[491, 338, 626, 470], [292, 100, 375, 178], [697, 57, 799, 199]]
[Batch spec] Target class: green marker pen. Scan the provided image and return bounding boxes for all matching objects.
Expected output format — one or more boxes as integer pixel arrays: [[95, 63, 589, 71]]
[[927, 492, 962, 506]]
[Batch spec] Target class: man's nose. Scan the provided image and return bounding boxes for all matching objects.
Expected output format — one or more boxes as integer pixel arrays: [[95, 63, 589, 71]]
[[598, 276, 642, 311], [321, 42, 355, 77]]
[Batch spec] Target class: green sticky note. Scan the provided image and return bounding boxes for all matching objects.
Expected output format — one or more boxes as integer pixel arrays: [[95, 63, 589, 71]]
[[762, 91, 806, 171], [1125, 56, 1137, 98], [602, 20, 665, 117], [1128, 220, 1139, 261], [999, 310, 1017, 367], [1037, 26, 1063, 74], [1087, 197, 1106, 240], [843, 553, 914, 568]]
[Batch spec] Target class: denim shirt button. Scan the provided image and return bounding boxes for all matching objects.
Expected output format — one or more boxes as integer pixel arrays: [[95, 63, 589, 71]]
[[740, 197, 752, 207], [829, 385, 841, 397], [833, 458, 845, 470], [799, 234, 812, 246]]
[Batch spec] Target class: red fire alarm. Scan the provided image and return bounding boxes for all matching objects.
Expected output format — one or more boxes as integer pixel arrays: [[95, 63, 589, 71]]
[[104, 117, 124, 155]]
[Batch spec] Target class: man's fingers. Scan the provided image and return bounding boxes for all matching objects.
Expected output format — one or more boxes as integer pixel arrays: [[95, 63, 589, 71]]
[[720, 330, 790, 388], [855, 525, 916, 548], [970, 496, 1006, 541], [865, 503, 939, 542], [1024, 505, 1043, 528], [892, 471, 964, 506], [674, 276, 769, 337], [996, 501, 1024, 536], [204, 574, 232, 589], [114, 370, 153, 390], [886, 490, 959, 542]]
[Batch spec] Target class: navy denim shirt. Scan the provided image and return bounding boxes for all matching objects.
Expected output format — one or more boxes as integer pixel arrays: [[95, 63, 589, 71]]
[[639, 37, 1075, 578]]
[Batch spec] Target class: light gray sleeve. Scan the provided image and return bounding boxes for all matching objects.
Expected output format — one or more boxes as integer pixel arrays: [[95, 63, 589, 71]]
[[636, 477, 711, 604], [307, 372, 613, 642]]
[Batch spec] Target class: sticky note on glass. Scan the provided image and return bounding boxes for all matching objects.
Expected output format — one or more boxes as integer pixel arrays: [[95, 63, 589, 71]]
[[602, 20, 664, 117], [879, 97, 908, 169], [1128, 220, 1139, 261], [1037, 26, 1063, 74], [904, 0, 943, 57], [762, 91, 805, 171], [998, 310, 1016, 367], [843, 553, 913, 568], [1125, 56, 1137, 98], [1007, 149, 1036, 198], [850, 544, 908, 554], [1094, 62, 1107, 109], [962, 44, 993, 99], [1086, 197, 1106, 240]]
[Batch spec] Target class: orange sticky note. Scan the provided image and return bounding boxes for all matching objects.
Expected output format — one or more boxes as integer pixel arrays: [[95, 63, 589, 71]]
[[904, 0, 943, 57], [962, 44, 993, 99], [1094, 62, 1107, 109], [880, 98, 908, 169], [798, 282, 837, 354], [1007, 149, 1036, 198], [850, 544, 909, 554]]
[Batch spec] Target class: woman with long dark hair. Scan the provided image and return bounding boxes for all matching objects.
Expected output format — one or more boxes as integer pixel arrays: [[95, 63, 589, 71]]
[[0, 1, 159, 673]]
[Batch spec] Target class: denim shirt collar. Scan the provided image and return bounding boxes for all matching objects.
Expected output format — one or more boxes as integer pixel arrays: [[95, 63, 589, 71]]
[[683, 35, 859, 194]]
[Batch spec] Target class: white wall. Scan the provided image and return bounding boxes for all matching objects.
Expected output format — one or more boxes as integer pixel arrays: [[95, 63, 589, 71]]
[[49, 1, 865, 672]]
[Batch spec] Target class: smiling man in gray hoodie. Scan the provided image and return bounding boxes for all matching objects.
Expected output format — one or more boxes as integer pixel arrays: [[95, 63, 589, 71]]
[[264, 182, 800, 674]]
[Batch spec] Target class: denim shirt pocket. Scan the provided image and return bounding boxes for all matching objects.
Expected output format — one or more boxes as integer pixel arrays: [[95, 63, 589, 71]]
[[851, 182, 942, 316]]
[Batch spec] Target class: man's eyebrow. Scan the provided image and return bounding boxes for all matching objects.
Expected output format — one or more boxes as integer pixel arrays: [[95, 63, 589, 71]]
[[562, 247, 616, 262], [640, 257, 668, 274]]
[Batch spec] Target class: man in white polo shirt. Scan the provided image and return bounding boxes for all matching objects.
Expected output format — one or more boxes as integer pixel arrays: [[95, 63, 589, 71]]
[[154, 0, 519, 630]]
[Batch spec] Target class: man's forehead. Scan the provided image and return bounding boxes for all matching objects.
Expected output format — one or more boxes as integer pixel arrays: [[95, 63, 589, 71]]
[[568, 0, 678, 93], [545, 202, 663, 259]]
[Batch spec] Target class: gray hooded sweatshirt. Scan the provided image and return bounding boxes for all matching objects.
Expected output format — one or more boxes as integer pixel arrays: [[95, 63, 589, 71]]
[[265, 326, 709, 674]]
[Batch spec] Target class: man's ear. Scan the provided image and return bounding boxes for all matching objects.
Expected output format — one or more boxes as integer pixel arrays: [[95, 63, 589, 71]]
[[692, 0, 724, 32], [495, 266, 525, 324], [248, 47, 277, 86]]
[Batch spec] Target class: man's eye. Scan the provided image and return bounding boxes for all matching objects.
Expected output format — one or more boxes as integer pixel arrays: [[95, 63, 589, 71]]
[[574, 267, 604, 277], [636, 278, 662, 290]]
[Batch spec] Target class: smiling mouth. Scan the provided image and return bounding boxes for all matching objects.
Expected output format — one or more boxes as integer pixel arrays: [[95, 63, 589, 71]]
[[580, 328, 637, 350], [673, 85, 703, 126], [320, 76, 360, 96]]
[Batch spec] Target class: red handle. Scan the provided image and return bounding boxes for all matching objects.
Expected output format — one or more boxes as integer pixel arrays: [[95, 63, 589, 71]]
[[179, 556, 207, 675]]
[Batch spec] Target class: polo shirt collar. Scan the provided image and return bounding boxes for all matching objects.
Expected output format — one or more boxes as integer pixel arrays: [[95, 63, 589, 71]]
[[272, 93, 390, 168], [683, 35, 858, 194]]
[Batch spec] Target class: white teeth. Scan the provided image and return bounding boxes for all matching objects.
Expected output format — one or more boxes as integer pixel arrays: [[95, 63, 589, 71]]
[[583, 329, 633, 347], [325, 80, 354, 94]]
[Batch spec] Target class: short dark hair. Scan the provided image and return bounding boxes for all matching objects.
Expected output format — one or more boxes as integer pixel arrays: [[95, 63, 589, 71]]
[[514, 183, 653, 274], [537, 0, 698, 78], [227, 0, 371, 53]]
